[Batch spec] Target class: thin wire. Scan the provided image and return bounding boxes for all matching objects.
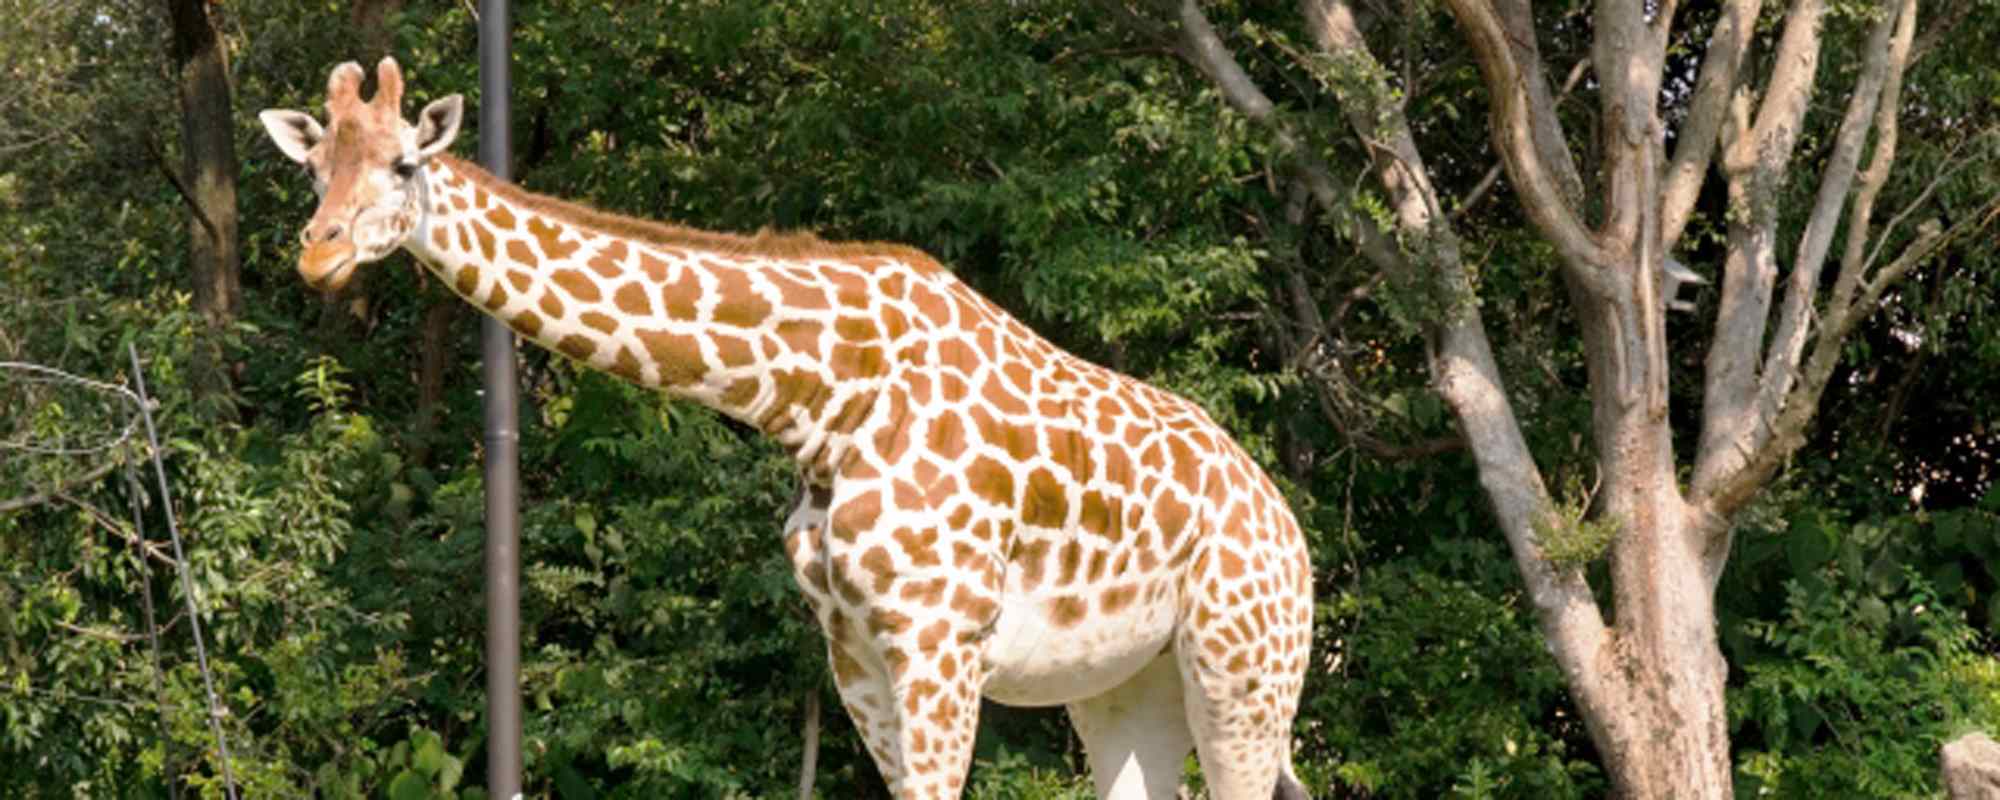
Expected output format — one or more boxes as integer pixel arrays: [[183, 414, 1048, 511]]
[[126, 343, 238, 800], [0, 361, 142, 403], [0, 360, 141, 456]]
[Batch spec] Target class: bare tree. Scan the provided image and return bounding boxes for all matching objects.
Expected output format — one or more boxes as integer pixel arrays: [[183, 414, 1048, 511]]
[[1108, 0, 1999, 796]]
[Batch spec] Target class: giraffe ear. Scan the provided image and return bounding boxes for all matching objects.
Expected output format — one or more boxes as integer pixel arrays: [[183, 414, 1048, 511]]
[[413, 95, 464, 160], [259, 109, 323, 164]]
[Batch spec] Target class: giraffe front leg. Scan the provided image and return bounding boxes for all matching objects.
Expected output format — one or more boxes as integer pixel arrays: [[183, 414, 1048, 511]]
[[816, 544, 996, 800], [820, 608, 984, 796], [784, 481, 838, 629]]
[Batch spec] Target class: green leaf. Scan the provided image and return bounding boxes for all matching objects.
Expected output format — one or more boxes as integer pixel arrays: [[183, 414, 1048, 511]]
[[1934, 513, 1963, 548], [413, 730, 446, 777], [387, 770, 429, 800], [436, 754, 464, 793], [1786, 522, 1834, 574]]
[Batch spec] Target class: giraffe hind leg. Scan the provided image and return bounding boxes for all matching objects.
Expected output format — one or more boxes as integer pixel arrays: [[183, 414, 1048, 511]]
[[1177, 549, 1312, 799], [1177, 635, 1307, 800], [1067, 649, 1195, 799]]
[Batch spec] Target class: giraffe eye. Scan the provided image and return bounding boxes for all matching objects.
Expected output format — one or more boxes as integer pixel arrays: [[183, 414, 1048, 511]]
[[393, 159, 418, 179]]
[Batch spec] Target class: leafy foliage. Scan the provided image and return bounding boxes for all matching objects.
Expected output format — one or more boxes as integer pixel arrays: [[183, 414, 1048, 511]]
[[1302, 538, 1604, 798], [1731, 568, 2000, 798], [0, 0, 1995, 797]]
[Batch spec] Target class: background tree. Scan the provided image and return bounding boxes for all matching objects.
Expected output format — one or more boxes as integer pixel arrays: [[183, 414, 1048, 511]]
[[1102, 0, 1999, 795], [1, 1, 1996, 797], [165, 0, 243, 413]]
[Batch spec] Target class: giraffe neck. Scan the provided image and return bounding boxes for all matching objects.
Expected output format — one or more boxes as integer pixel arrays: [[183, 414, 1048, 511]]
[[406, 155, 916, 475]]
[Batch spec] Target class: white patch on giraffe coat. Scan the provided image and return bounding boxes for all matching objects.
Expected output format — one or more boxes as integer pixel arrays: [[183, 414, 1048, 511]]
[[979, 566, 1182, 706]]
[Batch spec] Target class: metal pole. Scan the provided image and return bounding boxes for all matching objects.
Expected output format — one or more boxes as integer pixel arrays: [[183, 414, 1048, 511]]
[[127, 344, 237, 800], [476, 2, 523, 796], [125, 464, 180, 800]]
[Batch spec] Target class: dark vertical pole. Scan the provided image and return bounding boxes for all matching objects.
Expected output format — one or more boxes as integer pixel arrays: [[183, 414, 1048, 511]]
[[477, 1, 522, 796]]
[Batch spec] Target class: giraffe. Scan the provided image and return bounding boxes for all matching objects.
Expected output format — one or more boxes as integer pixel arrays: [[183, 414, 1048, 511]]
[[260, 58, 1314, 800]]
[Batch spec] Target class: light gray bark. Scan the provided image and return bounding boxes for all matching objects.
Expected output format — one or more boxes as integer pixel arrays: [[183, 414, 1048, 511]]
[[1691, 0, 1926, 521], [1295, 2, 1610, 698], [1660, 0, 1762, 248]]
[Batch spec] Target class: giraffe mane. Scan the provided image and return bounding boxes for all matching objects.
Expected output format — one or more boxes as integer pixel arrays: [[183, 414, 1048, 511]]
[[438, 154, 946, 271]]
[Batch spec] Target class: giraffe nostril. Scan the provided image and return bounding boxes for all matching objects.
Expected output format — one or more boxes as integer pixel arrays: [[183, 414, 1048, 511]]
[[302, 223, 346, 245]]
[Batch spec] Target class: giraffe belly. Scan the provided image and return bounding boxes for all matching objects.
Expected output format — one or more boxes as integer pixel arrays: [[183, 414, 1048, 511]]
[[978, 575, 1182, 707]]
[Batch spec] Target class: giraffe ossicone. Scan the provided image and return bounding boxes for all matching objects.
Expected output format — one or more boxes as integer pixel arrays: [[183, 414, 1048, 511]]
[[262, 56, 1314, 800]]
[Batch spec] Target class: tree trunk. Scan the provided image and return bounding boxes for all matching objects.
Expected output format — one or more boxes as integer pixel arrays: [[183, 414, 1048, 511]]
[[165, 0, 240, 414], [352, 0, 406, 58], [408, 294, 461, 465], [1590, 500, 1733, 796]]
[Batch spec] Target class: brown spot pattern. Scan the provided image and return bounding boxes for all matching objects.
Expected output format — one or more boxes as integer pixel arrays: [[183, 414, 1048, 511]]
[[1021, 468, 1067, 529], [610, 346, 644, 383], [528, 216, 580, 261], [508, 312, 542, 337], [472, 222, 496, 262], [635, 328, 705, 386], [966, 456, 1014, 507], [1050, 596, 1088, 627], [613, 282, 652, 316], [712, 268, 773, 328], [551, 268, 601, 303], [555, 334, 596, 362]]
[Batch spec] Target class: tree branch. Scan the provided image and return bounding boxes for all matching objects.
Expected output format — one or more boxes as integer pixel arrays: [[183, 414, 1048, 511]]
[[0, 459, 122, 514], [1308, 378, 1467, 460], [57, 620, 146, 644], [144, 132, 221, 246], [1441, 0, 1605, 269], [1101, 0, 1412, 276], [1911, 0, 1976, 63], [1721, 0, 1828, 177], [1693, 0, 1830, 496], [55, 489, 180, 568], [1455, 57, 1590, 222], [1701, 191, 2000, 519], [1755, 5, 1903, 422], [1299, 0, 1612, 699], [1827, 0, 1918, 320], [1659, 0, 1763, 248]]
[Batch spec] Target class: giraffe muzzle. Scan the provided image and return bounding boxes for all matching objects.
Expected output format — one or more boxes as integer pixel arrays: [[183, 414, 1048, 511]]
[[300, 240, 358, 291]]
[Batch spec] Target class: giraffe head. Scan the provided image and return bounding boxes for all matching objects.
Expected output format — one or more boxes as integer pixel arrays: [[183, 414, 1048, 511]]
[[258, 57, 463, 291]]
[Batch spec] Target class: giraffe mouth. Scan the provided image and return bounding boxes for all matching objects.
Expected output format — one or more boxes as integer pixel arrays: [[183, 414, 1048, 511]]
[[300, 241, 359, 292]]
